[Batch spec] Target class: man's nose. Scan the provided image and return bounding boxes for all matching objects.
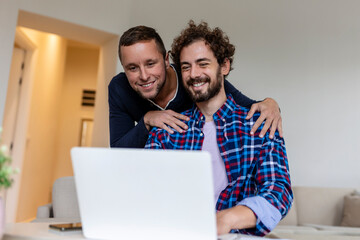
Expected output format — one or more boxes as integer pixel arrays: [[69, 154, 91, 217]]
[[190, 66, 201, 79], [139, 67, 149, 81]]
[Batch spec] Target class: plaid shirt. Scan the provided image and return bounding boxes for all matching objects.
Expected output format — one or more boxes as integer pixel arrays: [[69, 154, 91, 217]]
[[145, 95, 293, 236]]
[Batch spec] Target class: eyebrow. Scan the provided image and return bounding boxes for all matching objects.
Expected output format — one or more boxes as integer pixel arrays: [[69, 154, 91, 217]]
[[124, 58, 158, 68], [180, 57, 211, 65]]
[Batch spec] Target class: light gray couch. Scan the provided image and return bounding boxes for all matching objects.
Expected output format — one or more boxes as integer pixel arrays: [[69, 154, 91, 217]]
[[34, 176, 80, 223], [272, 186, 360, 237]]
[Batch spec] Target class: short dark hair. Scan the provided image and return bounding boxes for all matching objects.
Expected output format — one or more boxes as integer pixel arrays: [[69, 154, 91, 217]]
[[171, 20, 235, 75], [118, 26, 166, 62]]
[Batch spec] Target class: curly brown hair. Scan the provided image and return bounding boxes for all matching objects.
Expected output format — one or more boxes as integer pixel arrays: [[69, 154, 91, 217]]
[[171, 20, 235, 75]]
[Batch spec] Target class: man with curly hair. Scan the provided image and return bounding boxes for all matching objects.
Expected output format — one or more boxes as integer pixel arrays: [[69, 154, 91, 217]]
[[145, 21, 293, 236], [108, 25, 283, 148]]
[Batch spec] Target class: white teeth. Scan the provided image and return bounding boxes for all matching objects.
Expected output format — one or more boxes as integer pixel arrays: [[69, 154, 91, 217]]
[[193, 82, 205, 87], [142, 82, 153, 87]]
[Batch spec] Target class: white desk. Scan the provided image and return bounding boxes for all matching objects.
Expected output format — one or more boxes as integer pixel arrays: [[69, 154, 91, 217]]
[[4, 223, 259, 240], [4, 223, 85, 240], [6, 223, 360, 240]]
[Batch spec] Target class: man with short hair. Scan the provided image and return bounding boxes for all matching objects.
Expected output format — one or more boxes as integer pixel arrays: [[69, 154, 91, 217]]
[[109, 26, 283, 148], [145, 21, 292, 236]]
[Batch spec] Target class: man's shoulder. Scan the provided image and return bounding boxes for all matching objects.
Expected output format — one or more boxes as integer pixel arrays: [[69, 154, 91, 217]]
[[231, 103, 262, 131], [229, 98, 260, 121], [109, 72, 129, 90], [108, 72, 139, 99], [233, 103, 284, 143], [149, 108, 195, 136], [180, 107, 195, 118]]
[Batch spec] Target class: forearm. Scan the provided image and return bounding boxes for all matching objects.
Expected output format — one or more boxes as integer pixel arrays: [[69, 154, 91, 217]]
[[219, 205, 257, 229], [256, 134, 293, 216], [237, 196, 282, 231]]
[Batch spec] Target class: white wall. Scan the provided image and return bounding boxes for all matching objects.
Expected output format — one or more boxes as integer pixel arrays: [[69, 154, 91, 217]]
[[53, 45, 99, 181], [0, 0, 359, 192], [127, 0, 360, 188]]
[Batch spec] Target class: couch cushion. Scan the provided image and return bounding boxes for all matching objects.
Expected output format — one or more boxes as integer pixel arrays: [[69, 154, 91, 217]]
[[341, 193, 360, 227], [294, 186, 354, 226], [302, 224, 360, 236], [273, 225, 318, 234], [52, 176, 80, 218]]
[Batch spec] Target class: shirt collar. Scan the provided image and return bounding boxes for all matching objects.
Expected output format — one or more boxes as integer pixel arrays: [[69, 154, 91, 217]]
[[191, 94, 237, 121]]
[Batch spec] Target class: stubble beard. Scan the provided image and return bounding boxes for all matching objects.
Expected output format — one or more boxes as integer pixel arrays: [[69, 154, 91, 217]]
[[136, 63, 167, 101], [185, 67, 223, 103]]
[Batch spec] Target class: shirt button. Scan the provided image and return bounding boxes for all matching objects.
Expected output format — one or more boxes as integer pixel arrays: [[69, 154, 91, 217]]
[[200, 133, 203, 136], [196, 121, 199, 124], [222, 118, 225, 122]]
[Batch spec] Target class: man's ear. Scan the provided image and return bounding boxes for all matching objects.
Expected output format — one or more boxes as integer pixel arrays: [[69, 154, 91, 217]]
[[221, 58, 230, 75], [165, 51, 170, 68]]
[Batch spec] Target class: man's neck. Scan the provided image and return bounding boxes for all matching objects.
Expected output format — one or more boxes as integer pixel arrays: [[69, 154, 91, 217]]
[[153, 66, 177, 109], [196, 88, 227, 122]]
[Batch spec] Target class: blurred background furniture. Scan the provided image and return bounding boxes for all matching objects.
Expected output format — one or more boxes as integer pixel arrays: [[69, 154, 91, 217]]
[[34, 176, 80, 223], [272, 186, 360, 237]]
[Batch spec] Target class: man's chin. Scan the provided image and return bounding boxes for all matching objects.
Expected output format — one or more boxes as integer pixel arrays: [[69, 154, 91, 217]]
[[138, 91, 158, 101], [191, 93, 210, 103]]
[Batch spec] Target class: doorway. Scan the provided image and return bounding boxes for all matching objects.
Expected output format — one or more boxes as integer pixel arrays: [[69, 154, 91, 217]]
[[4, 10, 118, 223]]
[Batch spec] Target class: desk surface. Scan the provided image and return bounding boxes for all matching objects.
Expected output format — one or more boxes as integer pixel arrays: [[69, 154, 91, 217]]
[[5, 223, 360, 240], [4, 223, 258, 240], [4, 223, 85, 240]]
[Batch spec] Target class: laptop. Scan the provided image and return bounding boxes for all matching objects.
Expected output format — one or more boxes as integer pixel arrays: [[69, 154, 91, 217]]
[[71, 147, 218, 240]]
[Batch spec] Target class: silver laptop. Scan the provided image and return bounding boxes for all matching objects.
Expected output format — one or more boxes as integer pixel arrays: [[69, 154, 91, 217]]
[[71, 147, 217, 240]]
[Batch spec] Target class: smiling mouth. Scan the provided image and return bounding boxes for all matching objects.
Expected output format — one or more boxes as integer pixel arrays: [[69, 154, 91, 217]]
[[139, 81, 155, 88], [192, 82, 206, 87]]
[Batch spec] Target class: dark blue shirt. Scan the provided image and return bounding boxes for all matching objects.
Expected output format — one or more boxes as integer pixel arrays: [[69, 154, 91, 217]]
[[108, 66, 256, 148]]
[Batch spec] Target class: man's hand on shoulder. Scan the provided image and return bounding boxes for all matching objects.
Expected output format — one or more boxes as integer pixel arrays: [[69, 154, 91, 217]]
[[144, 110, 189, 134], [246, 98, 282, 139]]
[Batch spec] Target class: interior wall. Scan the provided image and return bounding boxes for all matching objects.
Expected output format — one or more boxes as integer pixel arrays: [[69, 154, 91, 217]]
[[91, 37, 119, 147], [53, 44, 99, 182], [127, 0, 360, 188], [0, 0, 359, 197], [15, 28, 67, 222], [0, 0, 18, 128]]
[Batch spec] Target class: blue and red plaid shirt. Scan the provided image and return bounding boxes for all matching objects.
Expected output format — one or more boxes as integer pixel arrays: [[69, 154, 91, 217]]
[[145, 95, 293, 236]]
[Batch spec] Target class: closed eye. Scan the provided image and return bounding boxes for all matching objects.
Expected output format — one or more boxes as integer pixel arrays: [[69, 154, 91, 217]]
[[199, 62, 209, 67], [181, 65, 190, 72], [128, 66, 138, 72]]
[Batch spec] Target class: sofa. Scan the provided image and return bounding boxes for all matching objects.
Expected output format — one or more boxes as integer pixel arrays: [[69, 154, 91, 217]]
[[271, 186, 360, 238], [34, 176, 80, 223]]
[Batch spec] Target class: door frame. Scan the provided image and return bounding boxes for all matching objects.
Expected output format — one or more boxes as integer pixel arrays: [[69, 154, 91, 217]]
[[5, 28, 36, 223]]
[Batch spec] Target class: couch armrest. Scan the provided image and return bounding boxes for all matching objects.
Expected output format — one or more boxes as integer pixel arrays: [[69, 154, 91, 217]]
[[36, 203, 54, 218]]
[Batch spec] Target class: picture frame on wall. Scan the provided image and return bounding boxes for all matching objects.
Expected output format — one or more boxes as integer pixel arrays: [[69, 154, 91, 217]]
[[79, 118, 93, 147]]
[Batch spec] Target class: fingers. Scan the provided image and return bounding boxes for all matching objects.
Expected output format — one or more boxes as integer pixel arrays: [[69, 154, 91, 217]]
[[164, 117, 188, 133], [246, 103, 258, 120], [170, 111, 190, 121], [269, 118, 278, 139], [277, 117, 283, 138], [146, 110, 190, 133], [161, 123, 174, 134], [163, 110, 189, 132], [259, 118, 272, 138], [250, 115, 265, 135]]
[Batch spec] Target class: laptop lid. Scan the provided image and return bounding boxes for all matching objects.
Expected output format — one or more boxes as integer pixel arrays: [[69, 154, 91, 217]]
[[71, 147, 216, 240]]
